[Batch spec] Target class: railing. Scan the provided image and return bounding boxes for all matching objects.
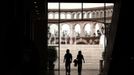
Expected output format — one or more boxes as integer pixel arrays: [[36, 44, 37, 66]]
[[48, 36, 100, 45]]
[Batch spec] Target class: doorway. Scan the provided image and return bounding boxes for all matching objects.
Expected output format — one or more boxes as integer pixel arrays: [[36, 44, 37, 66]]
[[48, 2, 114, 75]]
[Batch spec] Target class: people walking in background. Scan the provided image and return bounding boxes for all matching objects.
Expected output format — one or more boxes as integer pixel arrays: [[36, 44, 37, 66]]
[[63, 49, 72, 75], [76, 51, 85, 75]]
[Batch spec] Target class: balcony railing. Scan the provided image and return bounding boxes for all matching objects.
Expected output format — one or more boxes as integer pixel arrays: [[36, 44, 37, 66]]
[[48, 36, 100, 45]]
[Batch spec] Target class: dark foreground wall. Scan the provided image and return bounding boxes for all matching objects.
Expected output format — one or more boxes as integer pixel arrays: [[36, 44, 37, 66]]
[[1, 0, 41, 75], [1, 0, 133, 75], [108, 1, 134, 75]]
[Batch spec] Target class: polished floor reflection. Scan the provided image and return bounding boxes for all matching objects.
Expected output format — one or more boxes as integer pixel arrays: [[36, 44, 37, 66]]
[[48, 69, 99, 75]]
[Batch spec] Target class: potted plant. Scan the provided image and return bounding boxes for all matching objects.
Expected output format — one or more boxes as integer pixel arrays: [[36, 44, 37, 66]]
[[48, 46, 57, 70]]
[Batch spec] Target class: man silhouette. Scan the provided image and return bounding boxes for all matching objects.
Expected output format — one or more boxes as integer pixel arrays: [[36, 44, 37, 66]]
[[63, 49, 72, 75], [77, 51, 85, 75]]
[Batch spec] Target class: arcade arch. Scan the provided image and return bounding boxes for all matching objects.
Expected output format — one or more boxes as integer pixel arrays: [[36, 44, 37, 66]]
[[48, 12, 54, 19], [61, 24, 70, 37], [60, 12, 66, 19], [66, 12, 72, 19], [49, 24, 58, 37], [54, 12, 59, 19], [74, 24, 81, 37]]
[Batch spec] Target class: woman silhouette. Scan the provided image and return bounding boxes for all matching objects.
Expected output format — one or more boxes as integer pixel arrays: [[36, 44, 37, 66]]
[[76, 51, 85, 75]]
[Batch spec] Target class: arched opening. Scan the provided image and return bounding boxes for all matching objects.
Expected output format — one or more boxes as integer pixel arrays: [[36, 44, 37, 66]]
[[54, 12, 59, 19], [49, 24, 58, 35], [77, 13, 82, 19], [100, 11, 104, 18], [83, 12, 87, 19], [61, 24, 70, 37], [79, 13, 82, 19], [95, 23, 102, 36], [73, 13, 77, 19], [106, 10, 109, 17], [66, 13, 72, 19], [89, 12, 92, 18], [84, 23, 93, 37], [74, 24, 81, 37], [96, 11, 100, 18], [108, 9, 112, 17], [61, 24, 70, 44], [48, 12, 54, 19], [60, 13, 66, 19], [92, 12, 96, 18], [87, 12, 92, 18]]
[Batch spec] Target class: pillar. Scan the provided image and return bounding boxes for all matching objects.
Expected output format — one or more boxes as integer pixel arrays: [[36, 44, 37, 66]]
[[80, 23, 85, 37], [70, 24, 73, 44]]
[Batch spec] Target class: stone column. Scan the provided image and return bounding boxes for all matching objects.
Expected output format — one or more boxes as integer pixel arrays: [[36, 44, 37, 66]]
[[75, 33, 76, 44], [87, 12, 91, 18], [92, 22, 97, 37], [60, 24, 63, 44], [93, 23, 96, 36], [79, 24, 82, 37], [72, 25, 75, 44], [53, 12, 55, 19], [65, 12, 67, 19], [83, 12, 87, 19], [80, 23, 85, 37], [73, 25, 76, 44], [70, 24, 73, 44], [53, 30, 56, 44]]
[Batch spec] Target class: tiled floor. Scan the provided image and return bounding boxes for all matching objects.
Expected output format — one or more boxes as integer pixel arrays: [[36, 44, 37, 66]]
[[48, 69, 99, 75]]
